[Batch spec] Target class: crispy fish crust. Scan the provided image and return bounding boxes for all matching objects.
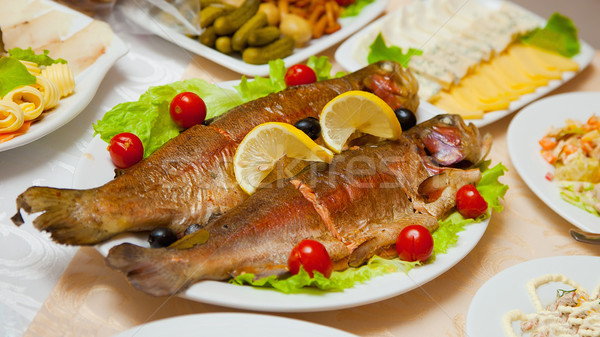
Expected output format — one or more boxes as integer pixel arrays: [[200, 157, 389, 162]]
[[13, 61, 420, 245], [106, 115, 490, 296]]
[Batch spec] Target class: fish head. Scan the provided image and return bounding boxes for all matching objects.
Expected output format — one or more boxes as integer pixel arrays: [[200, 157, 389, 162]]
[[363, 61, 420, 113], [409, 114, 492, 169]]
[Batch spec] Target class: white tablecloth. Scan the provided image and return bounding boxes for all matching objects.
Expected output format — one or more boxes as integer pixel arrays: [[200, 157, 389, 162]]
[[0, 9, 194, 335]]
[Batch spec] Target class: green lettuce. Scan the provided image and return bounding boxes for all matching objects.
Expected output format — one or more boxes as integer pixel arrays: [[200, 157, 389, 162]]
[[234, 59, 287, 102], [520, 13, 580, 57], [94, 56, 341, 157], [93, 78, 243, 157], [234, 56, 341, 101], [0, 56, 36, 97], [8, 47, 67, 66], [367, 33, 423, 67], [341, 0, 376, 18], [233, 163, 509, 292], [232, 257, 420, 294]]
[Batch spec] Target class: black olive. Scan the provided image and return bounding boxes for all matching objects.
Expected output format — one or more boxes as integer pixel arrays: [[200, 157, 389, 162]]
[[184, 223, 202, 236], [394, 108, 417, 131], [294, 117, 321, 140], [148, 227, 178, 248]]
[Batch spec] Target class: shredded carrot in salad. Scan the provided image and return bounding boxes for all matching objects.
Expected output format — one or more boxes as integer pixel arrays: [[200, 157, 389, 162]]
[[540, 115, 600, 216]]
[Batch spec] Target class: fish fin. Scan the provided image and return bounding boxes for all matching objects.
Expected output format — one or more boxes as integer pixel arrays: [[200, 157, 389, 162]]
[[106, 243, 192, 297], [14, 187, 111, 245], [418, 168, 482, 218]]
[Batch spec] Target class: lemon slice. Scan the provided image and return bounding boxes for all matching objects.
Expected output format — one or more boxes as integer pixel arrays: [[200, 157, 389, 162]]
[[320, 91, 402, 153], [234, 122, 333, 194]]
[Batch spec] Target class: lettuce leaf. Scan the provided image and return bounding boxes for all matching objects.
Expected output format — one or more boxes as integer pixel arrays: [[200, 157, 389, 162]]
[[234, 56, 342, 101], [93, 78, 243, 157], [367, 33, 423, 67], [234, 59, 287, 102], [95, 57, 341, 157], [8, 47, 67, 66], [520, 13, 580, 57], [341, 0, 376, 18], [233, 163, 509, 292], [0, 57, 36, 97], [232, 257, 420, 294]]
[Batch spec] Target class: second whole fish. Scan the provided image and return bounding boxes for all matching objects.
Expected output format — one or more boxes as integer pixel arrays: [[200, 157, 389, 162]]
[[106, 114, 491, 296]]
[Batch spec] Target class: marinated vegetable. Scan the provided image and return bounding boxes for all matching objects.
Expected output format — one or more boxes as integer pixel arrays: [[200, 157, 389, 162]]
[[284, 64, 317, 86], [108, 132, 144, 169], [396, 225, 434, 263], [541, 115, 600, 215], [169, 92, 207, 128], [288, 239, 334, 278]]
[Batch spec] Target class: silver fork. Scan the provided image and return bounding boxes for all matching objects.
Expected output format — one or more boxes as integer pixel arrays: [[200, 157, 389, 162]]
[[570, 228, 600, 245]]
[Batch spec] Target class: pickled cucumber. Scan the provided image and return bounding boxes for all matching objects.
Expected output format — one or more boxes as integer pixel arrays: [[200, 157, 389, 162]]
[[232, 11, 267, 51], [198, 26, 217, 47], [213, 0, 260, 36], [215, 36, 233, 54], [199, 6, 232, 28], [242, 36, 295, 65], [247, 26, 280, 47]]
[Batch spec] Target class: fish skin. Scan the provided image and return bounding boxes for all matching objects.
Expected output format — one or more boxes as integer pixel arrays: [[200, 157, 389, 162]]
[[106, 115, 489, 296], [13, 61, 420, 245]]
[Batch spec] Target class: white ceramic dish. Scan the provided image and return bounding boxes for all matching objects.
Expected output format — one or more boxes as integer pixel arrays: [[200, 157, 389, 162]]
[[334, 0, 595, 128], [507, 91, 600, 233], [0, 1, 128, 152], [73, 134, 489, 312], [112, 312, 358, 337], [466, 255, 600, 337], [119, 0, 388, 77]]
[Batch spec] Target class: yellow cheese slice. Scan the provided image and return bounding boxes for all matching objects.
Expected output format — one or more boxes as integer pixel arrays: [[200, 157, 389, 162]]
[[508, 45, 564, 80], [513, 43, 579, 72], [433, 92, 484, 119]]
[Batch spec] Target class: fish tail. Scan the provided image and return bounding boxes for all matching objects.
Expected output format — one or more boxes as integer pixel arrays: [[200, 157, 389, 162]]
[[106, 243, 192, 297], [13, 186, 110, 245]]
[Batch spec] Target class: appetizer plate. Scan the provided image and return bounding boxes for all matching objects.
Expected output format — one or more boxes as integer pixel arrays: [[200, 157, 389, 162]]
[[507, 92, 600, 233], [74, 135, 489, 312], [334, 0, 595, 128], [0, 2, 128, 153], [112, 312, 358, 337], [466, 255, 600, 337], [119, 0, 388, 77]]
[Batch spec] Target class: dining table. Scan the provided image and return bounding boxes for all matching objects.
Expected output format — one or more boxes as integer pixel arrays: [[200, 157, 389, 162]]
[[2, 1, 600, 336]]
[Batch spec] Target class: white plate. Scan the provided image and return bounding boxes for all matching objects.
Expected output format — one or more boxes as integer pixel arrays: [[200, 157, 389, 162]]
[[334, 0, 595, 128], [73, 135, 489, 312], [112, 312, 358, 337], [466, 255, 600, 337], [119, 0, 388, 77], [507, 92, 600, 233], [0, 4, 128, 152]]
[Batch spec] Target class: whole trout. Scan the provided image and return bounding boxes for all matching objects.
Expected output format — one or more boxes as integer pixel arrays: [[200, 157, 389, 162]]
[[106, 114, 491, 296], [13, 61, 419, 245]]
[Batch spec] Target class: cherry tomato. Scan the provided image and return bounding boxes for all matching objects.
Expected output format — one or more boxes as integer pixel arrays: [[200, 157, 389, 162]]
[[396, 225, 434, 262], [335, 0, 356, 6], [169, 92, 207, 128], [456, 184, 488, 219], [284, 64, 317, 87], [108, 132, 144, 169], [288, 239, 333, 278]]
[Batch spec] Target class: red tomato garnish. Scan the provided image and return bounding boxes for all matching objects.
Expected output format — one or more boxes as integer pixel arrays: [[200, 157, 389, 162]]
[[284, 64, 317, 87], [456, 184, 488, 219], [545, 172, 554, 181], [335, 0, 356, 6], [288, 239, 333, 278], [396, 225, 434, 262], [169, 92, 207, 128], [108, 132, 144, 169]]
